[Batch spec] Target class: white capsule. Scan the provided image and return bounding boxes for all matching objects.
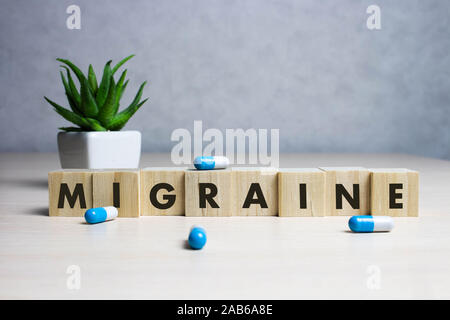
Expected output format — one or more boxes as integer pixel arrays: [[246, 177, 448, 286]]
[[193, 156, 229, 170]]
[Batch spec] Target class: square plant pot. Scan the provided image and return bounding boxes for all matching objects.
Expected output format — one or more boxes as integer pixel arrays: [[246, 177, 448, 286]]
[[57, 131, 141, 169]]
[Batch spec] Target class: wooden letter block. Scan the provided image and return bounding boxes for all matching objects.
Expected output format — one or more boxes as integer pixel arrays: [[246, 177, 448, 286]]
[[278, 168, 326, 217], [320, 167, 370, 216], [140, 167, 187, 216], [232, 167, 278, 216], [370, 168, 419, 217], [185, 169, 233, 216], [92, 170, 140, 217], [48, 170, 93, 217]]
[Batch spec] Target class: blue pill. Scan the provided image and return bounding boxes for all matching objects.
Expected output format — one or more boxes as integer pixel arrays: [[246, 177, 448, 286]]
[[84, 206, 118, 224], [193, 156, 229, 170], [188, 226, 207, 250], [348, 215, 394, 233]]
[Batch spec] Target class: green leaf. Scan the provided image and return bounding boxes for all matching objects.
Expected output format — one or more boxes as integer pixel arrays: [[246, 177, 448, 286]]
[[112, 54, 134, 75], [97, 76, 117, 125], [44, 97, 90, 128], [118, 79, 129, 103], [114, 70, 127, 110], [107, 97, 148, 131], [122, 81, 146, 113], [86, 118, 107, 131], [96, 60, 112, 108], [108, 81, 146, 129], [80, 77, 99, 117], [59, 127, 85, 132], [59, 71, 81, 116], [56, 58, 86, 84], [88, 64, 98, 95], [61, 66, 81, 113], [59, 70, 70, 94]]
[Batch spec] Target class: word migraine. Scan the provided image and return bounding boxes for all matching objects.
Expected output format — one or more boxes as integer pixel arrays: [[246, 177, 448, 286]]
[[48, 167, 419, 217]]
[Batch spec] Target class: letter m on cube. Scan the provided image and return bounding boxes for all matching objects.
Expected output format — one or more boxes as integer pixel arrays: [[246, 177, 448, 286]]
[[48, 170, 93, 217]]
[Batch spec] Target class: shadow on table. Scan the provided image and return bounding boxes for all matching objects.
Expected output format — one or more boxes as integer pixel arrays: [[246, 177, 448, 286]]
[[182, 240, 191, 250], [1, 178, 48, 189], [26, 207, 49, 216]]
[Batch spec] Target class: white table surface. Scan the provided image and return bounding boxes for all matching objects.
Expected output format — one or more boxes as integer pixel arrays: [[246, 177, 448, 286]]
[[0, 153, 449, 299]]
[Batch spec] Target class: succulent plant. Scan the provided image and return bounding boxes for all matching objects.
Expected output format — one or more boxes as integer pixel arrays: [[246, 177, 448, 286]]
[[44, 55, 148, 131]]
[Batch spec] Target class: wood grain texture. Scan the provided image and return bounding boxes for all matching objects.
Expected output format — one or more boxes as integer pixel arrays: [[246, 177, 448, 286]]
[[370, 168, 419, 217], [320, 167, 370, 216], [48, 170, 93, 217], [185, 169, 233, 216], [232, 167, 278, 216], [278, 168, 326, 217], [92, 170, 140, 217], [140, 167, 187, 216]]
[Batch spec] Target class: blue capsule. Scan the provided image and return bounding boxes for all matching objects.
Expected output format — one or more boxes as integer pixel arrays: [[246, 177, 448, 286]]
[[188, 226, 207, 250], [348, 215, 394, 233], [193, 156, 229, 170], [84, 206, 118, 224]]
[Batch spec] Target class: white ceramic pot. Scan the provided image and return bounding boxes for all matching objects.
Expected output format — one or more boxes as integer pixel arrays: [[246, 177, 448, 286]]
[[57, 131, 141, 169]]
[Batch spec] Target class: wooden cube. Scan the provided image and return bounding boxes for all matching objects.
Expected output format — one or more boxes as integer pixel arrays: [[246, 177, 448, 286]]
[[48, 170, 93, 217], [320, 167, 370, 216], [370, 168, 419, 217], [278, 168, 326, 217], [185, 169, 233, 216], [232, 167, 278, 216], [92, 170, 140, 217], [140, 167, 187, 216]]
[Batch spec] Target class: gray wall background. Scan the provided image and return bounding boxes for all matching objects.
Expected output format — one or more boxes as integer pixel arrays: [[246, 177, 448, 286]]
[[1, 0, 449, 159]]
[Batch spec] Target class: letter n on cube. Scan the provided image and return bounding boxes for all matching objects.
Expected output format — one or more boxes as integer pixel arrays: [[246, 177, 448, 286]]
[[320, 167, 370, 216]]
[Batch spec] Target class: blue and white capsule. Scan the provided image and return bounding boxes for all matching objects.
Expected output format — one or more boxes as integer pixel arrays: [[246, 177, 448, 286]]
[[193, 156, 229, 170], [84, 206, 118, 224], [348, 215, 394, 233]]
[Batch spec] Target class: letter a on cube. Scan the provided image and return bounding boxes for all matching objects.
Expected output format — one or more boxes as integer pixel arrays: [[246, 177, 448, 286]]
[[232, 167, 278, 216]]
